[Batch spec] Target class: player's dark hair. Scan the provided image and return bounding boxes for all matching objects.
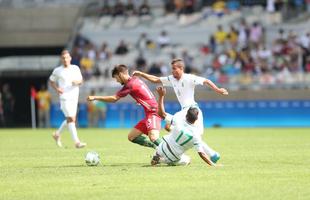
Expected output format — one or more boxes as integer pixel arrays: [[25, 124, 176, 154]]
[[61, 49, 70, 55], [186, 107, 199, 124], [171, 58, 183, 65], [111, 64, 128, 77]]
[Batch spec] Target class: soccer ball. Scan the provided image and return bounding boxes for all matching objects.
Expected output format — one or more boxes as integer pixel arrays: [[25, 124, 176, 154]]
[[85, 151, 100, 166]]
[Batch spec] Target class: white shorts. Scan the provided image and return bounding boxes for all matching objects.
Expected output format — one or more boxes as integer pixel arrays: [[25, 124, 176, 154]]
[[60, 99, 78, 117], [156, 140, 191, 166], [173, 106, 204, 135]]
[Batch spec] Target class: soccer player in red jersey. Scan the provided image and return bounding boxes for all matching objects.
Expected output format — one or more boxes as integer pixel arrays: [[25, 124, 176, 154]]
[[87, 64, 162, 148]]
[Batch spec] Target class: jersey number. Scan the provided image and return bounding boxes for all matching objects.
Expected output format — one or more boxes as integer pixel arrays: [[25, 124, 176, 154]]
[[175, 131, 193, 146]]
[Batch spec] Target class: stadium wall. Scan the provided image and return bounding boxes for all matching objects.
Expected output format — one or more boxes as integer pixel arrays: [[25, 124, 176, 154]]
[[50, 99, 310, 128]]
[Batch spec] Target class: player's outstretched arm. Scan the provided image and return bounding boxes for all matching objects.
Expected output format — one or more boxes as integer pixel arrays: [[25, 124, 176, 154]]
[[132, 71, 162, 84], [156, 86, 167, 119], [203, 79, 228, 95], [198, 152, 217, 166], [87, 95, 120, 103]]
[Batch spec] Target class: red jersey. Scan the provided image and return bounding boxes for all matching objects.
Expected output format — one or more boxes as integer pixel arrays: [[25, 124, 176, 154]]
[[116, 76, 158, 113]]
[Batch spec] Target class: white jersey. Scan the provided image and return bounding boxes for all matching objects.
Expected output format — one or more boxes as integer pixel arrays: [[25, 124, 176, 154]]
[[160, 74, 205, 108], [49, 65, 82, 101], [157, 113, 204, 162]]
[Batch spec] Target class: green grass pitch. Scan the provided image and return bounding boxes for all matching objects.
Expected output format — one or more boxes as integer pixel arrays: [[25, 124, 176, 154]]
[[0, 128, 309, 200]]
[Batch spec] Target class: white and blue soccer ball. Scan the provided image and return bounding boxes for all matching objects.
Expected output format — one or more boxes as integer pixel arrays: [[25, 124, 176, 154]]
[[85, 151, 100, 166]]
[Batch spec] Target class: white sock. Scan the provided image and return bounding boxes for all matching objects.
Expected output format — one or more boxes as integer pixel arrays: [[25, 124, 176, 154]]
[[67, 122, 80, 143], [56, 120, 67, 135], [202, 141, 217, 157]]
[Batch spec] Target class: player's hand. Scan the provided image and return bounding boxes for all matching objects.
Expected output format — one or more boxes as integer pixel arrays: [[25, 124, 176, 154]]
[[156, 86, 166, 96], [87, 96, 95, 101], [72, 80, 81, 86], [219, 88, 228, 95], [132, 71, 142, 76], [56, 88, 64, 95]]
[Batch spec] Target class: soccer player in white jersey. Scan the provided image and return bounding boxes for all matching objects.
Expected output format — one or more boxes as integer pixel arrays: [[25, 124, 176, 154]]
[[133, 58, 228, 163], [151, 87, 217, 166], [49, 50, 86, 148]]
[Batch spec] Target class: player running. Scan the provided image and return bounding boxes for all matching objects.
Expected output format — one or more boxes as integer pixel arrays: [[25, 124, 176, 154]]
[[133, 58, 228, 163], [50, 50, 86, 148], [151, 86, 217, 166], [87, 64, 162, 149]]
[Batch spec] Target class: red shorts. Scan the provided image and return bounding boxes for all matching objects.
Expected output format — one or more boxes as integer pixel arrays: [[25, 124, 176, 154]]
[[134, 113, 161, 135]]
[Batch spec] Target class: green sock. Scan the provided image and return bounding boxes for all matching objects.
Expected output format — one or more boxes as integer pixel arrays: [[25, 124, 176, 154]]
[[153, 138, 162, 146], [132, 135, 156, 149]]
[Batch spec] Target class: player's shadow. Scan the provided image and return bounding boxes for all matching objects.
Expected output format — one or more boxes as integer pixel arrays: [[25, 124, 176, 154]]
[[103, 163, 147, 167], [34, 164, 85, 169]]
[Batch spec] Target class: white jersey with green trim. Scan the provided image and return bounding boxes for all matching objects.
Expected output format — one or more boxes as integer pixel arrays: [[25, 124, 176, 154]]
[[160, 73, 205, 108], [159, 113, 204, 162]]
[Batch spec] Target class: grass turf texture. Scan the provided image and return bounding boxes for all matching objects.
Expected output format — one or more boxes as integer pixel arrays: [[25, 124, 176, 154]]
[[0, 128, 309, 200]]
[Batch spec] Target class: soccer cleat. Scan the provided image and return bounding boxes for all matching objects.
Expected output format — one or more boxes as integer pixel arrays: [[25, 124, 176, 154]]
[[151, 154, 161, 166], [210, 152, 220, 163], [52, 132, 62, 147], [75, 142, 87, 149]]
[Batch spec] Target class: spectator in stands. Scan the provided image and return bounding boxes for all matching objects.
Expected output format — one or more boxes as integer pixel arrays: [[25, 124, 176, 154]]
[[136, 32, 148, 51], [125, 0, 137, 16], [257, 45, 272, 61], [71, 46, 82, 66], [36, 84, 51, 128], [208, 35, 216, 53], [97, 42, 112, 62], [80, 43, 96, 80], [135, 53, 147, 72], [182, 50, 194, 73], [85, 43, 97, 61], [113, 0, 125, 17], [174, 0, 185, 15], [101, 0, 112, 16], [237, 18, 249, 49], [1, 83, 15, 127], [299, 32, 310, 49], [249, 22, 263, 48], [87, 89, 97, 127], [214, 25, 227, 53], [183, 0, 195, 15], [148, 63, 162, 76], [212, 0, 226, 17], [157, 30, 171, 48], [95, 88, 107, 127], [276, 28, 286, 41], [227, 25, 239, 48], [163, 0, 175, 14], [158, 61, 170, 76], [139, 0, 151, 16], [115, 40, 129, 55], [266, 0, 276, 13]]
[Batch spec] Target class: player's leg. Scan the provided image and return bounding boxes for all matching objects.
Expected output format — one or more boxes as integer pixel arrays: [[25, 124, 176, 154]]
[[146, 114, 162, 146], [151, 142, 165, 165], [52, 101, 68, 147], [198, 109, 220, 162], [128, 128, 156, 149], [151, 141, 172, 165], [63, 99, 86, 148], [174, 154, 191, 166]]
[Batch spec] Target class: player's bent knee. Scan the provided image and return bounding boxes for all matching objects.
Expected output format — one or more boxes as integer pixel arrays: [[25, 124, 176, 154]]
[[148, 134, 157, 142], [128, 135, 134, 141]]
